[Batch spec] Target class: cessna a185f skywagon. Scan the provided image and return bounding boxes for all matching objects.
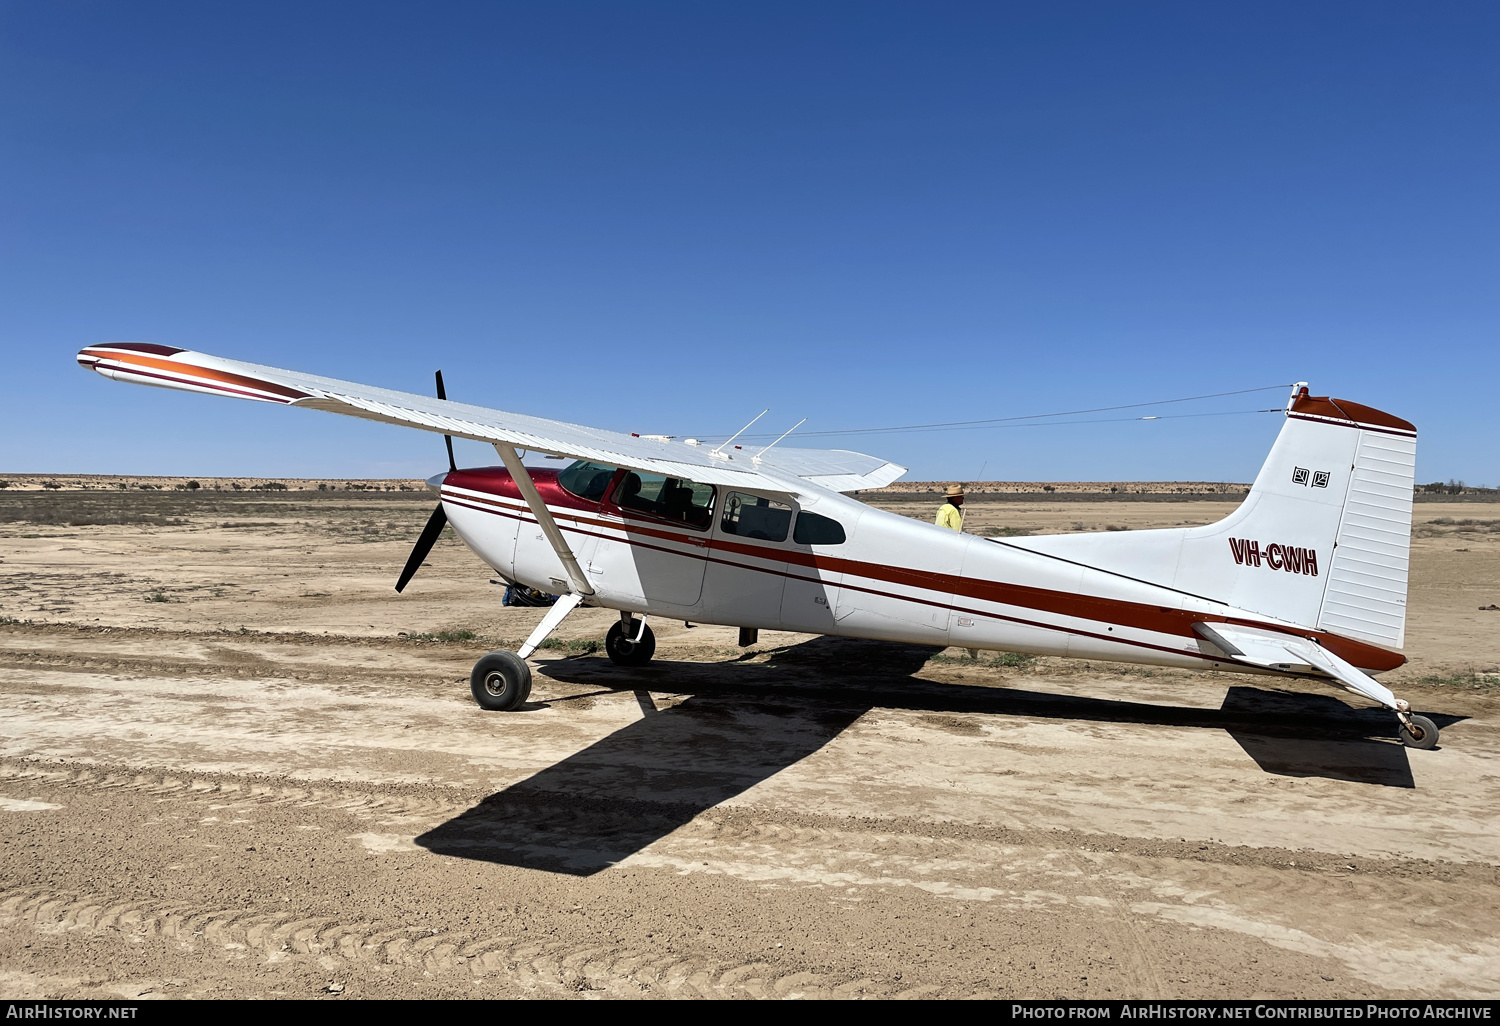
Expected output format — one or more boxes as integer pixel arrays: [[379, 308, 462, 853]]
[[77, 342, 1439, 749]]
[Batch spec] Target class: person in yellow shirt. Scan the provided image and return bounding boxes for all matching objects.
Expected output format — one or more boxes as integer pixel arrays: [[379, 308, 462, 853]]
[[936, 484, 965, 533]]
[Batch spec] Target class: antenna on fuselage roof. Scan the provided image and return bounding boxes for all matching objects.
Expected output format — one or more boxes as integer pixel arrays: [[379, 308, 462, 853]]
[[753, 418, 807, 464], [709, 409, 769, 460]]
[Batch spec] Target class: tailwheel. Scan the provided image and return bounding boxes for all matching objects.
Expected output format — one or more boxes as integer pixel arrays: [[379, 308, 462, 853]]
[[606, 618, 656, 667], [1398, 713, 1439, 750], [470, 650, 532, 711]]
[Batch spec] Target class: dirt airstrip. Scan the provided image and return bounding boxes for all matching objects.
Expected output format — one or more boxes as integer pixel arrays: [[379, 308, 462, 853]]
[[0, 483, 1496, 1000]]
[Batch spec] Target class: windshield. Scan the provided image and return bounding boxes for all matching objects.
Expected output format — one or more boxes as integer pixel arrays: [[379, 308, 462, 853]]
[[557, 460, 616, 501]]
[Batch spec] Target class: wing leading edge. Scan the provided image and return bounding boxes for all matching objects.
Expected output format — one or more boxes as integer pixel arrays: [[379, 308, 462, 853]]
[[76, 342, 906, 493]]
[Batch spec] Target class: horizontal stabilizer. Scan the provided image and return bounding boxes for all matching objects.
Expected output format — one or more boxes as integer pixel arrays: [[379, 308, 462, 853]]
[[1192, 622, 1397, 710]]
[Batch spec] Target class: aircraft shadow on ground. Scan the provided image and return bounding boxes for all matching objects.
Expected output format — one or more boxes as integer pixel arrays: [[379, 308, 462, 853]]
[[414, 637, 1463, 873], [1219, 686, 1460, 789]]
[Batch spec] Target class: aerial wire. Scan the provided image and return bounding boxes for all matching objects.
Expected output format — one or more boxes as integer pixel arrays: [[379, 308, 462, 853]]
[[689, 383, 1293, 441]]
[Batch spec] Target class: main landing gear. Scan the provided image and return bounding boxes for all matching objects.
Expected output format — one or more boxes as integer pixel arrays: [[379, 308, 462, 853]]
[[468, 610, 656, 711], [606, 616, 655, 667]]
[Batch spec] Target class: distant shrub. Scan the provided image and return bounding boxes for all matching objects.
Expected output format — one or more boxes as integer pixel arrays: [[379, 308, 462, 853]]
[[1417, 670, 1500, 691], [538, 637, 602, 654], [404, 628, 485, 643]]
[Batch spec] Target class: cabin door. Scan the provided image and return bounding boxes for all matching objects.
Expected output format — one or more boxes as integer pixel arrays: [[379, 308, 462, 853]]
[[589, 470, 714, 609], [704, 492, 793, 627]]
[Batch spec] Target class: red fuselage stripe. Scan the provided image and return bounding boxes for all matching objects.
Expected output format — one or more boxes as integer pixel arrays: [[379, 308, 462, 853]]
[[442, 486, 1400, 670]]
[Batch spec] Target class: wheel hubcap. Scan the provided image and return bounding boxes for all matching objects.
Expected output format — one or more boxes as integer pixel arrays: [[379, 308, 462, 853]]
[[485, 671, 507, 696]]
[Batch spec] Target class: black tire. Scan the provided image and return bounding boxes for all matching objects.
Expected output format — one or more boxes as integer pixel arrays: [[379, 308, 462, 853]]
[[470, 650, 532, 711], [606, 619, 656, 667], [1399, 713, 1439, 750]]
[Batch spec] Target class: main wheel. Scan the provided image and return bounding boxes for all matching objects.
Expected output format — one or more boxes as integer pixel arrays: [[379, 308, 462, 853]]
[[1399, 713, 1439, 750], [606, 619, 656, 667], [470, 650, 532, 711]]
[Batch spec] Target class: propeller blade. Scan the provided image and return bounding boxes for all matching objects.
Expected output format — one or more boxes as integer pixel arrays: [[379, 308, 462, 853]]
[[395, 503, 448, 593], [435, 370, 456, 472]]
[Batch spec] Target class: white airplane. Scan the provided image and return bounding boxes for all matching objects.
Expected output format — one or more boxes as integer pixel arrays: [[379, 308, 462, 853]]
[[76, 342, 1439, 749]]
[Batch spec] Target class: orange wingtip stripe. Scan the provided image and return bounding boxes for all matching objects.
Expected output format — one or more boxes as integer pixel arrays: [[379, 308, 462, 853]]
[[83, 348, 311, 401]]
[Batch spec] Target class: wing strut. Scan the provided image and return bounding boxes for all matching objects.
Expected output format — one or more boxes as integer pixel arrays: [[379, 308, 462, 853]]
[[493, 444, 595, 599]]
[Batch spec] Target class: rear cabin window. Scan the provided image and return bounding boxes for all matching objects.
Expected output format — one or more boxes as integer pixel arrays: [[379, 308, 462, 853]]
[[558, 461, 617, 501], [793, 511, 846, 545], [613, 471, 716, 530], [720, 493, 792, 542]]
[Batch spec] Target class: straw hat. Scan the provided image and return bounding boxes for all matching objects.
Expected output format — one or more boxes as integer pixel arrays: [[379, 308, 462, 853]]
[[945, 484, 965, 498]]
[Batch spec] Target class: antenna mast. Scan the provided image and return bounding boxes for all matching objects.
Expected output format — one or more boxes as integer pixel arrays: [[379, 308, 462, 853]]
[[753, 418, 807, 464], [710, 409, 769, 459]]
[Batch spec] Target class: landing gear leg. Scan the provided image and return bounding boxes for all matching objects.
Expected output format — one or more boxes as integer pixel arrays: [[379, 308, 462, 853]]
[[607, 613, 656, 667]]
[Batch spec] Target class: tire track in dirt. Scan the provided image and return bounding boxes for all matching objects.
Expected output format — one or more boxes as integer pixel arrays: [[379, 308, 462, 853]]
[[8, 754, 1491, 997], [0, 885, 901, 999], [3, 757, 1493, 884]]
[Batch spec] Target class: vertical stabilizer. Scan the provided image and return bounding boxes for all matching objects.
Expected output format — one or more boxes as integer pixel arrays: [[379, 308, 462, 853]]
[[1006, 387, 1417, 654]]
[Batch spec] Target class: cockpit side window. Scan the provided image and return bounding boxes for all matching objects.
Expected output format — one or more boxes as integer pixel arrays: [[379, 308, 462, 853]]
[[612, 470, 716, 530], [558, 460, 617, 501], [720, 493, 792, 542], [793, 511, 846, 545]]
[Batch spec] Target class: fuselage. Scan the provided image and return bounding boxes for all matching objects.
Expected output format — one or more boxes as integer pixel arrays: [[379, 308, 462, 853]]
[[437, 464, 1403, 677]]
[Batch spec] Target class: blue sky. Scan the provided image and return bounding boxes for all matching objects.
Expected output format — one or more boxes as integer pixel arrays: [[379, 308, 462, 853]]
[[2, 2, 1495, 484]]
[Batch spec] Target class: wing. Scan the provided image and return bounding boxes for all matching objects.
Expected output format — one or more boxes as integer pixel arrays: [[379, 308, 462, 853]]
[[76, 342, 906, 493]]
